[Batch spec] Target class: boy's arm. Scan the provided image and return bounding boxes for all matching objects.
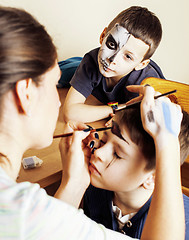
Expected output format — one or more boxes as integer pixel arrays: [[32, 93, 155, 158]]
[[128, 85, 185, 240], [63, 87, 113, 123]]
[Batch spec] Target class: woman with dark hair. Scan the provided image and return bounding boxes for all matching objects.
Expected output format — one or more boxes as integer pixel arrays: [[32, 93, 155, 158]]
[[0, 6, 184, 240]]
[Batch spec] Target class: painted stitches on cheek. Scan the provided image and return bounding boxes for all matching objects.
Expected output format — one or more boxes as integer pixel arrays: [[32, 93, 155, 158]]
[[98, 23, 130, 72]]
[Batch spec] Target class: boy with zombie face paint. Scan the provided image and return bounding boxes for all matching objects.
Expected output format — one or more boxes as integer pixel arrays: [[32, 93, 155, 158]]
[[63, 6, 165, 124], [97, 24, 130, 74], [83, 85, 189, 239]]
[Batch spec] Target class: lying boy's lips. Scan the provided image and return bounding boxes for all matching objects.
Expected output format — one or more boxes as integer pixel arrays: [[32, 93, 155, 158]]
[[89, 162, 101, 175]]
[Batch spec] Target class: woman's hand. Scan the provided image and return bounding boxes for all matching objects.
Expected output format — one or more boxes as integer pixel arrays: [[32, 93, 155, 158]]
[[127, 85, 183, 141], [59, 121, 91, 189], [55, 121, 92, 207], [127, 85, 185, 240]]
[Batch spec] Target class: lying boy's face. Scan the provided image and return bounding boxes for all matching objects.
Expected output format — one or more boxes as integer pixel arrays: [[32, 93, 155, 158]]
[[98, 24, 149, 82], [89, 119, 151, 192]]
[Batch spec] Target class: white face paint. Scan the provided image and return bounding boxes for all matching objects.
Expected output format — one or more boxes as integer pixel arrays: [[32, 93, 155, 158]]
[[98, 23, 130, 75]]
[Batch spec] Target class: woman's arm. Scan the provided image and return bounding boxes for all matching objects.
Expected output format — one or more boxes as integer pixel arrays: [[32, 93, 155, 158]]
[[143, 133, 184, 239], [128, 85, 185, 240]]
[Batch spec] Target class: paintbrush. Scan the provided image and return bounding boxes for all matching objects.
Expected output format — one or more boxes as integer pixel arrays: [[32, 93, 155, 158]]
[[53, 90, 176, 138], [53, 126, 112, 139], [115, 89, 177, 112]]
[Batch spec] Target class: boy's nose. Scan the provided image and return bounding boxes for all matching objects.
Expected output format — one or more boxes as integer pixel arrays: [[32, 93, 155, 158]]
[[93, 144, 113, 166], [108, 51, 120, 65], [109, 54, 116, 63]]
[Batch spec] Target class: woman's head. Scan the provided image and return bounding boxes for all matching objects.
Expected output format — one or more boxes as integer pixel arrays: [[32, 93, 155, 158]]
[[0, 6, 60, 149], [0, 6, 57, 103]]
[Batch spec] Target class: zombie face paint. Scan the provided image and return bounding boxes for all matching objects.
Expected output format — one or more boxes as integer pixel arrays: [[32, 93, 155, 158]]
[[98, 23, 130, 75]]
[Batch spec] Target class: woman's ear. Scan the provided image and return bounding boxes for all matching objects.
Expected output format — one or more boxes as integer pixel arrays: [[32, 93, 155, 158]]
[[135, 59, 150, 71], [143, 172, 155, 190], [99, 27, 107, 45], [15, 78, 33, 116]]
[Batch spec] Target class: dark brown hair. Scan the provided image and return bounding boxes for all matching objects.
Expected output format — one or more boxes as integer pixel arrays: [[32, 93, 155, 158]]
[[179, 110, 189, 164], [117, 107, 189, 171], [107, 6, 162, 60], [0, 6, 57, 102]]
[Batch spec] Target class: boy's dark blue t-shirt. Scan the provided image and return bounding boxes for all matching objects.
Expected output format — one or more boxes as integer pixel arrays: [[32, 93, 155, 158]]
[[84, 185, 189, 239], [70, 48, 165, 104]]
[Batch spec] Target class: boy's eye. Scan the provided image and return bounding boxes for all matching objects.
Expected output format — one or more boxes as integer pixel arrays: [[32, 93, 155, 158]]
[[114, 152, 121, 159], [125, 54, 132, 60], [107, 42, 115, 49], [106, 34, 117, 50]]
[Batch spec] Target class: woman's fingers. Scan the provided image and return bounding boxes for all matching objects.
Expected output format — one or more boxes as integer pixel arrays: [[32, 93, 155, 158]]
[[140, 86, 182, 138]]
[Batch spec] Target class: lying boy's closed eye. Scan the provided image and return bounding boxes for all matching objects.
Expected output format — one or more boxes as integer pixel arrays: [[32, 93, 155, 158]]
[[84, 96, 189, 239]]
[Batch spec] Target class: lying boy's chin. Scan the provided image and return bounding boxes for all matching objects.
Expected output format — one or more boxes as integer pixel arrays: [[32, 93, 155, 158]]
[[90, 173, 102, 187], [90, 174, 111, 191]]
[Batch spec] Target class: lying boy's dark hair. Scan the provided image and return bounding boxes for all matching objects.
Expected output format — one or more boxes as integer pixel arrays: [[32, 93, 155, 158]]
[[117, 107, 189, 170]]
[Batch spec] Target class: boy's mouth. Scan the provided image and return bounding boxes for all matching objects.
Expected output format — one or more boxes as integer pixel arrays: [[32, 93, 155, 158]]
[[100, 59, 115, 73], [89, 162, 101, 175], [100, 59, 109, 71]]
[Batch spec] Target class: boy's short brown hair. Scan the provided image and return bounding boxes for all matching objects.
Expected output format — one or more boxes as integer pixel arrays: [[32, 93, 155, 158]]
[[107, 6, 162, 60], [117, 107, 189, 171]]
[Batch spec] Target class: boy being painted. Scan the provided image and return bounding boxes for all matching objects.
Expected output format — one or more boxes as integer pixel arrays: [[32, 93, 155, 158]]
[[83, 86, 189, 239], [63, 6, 164, 124]]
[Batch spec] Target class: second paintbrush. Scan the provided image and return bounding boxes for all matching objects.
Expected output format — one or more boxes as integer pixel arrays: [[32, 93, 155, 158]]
[[115, 89, 177, 112], [53, 126, 112, 139]]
